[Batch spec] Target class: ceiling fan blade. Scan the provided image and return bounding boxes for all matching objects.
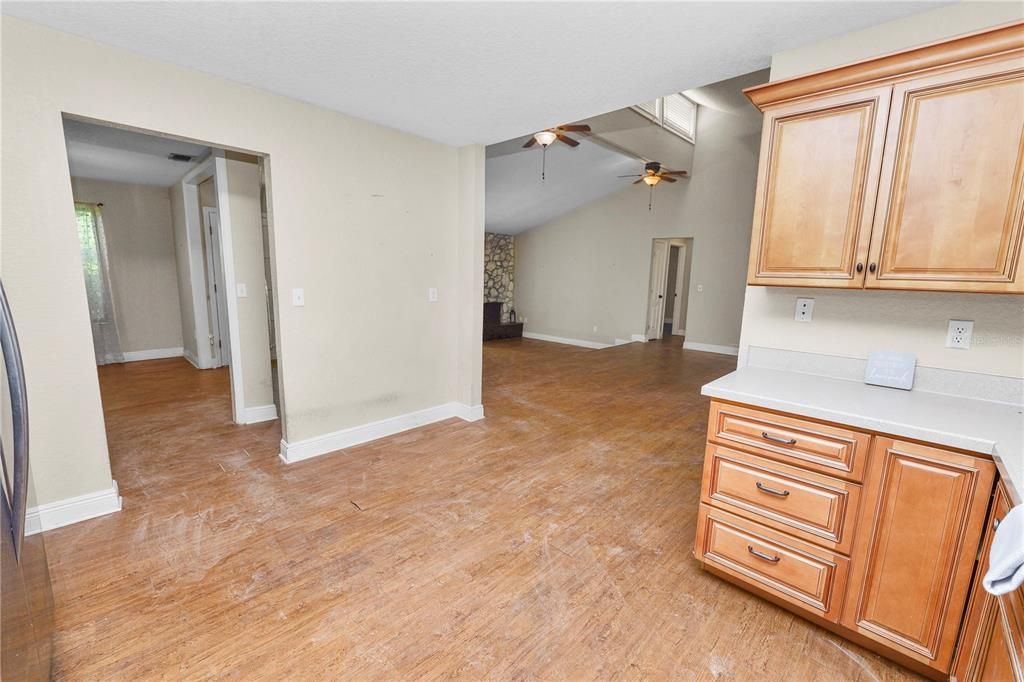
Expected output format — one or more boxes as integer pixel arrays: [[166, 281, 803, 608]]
[[633, 178, 646, 185], [522, 137, 537, 148], [661, 170, 688, 176], [659, 176, 677, 183], [556, 134, 579, 147], [558, 124, 591, 132], [617, 174, 642, 178]]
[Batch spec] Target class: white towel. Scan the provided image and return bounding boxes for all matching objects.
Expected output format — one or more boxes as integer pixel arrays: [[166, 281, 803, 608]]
[[984, 503, 1024, 596]]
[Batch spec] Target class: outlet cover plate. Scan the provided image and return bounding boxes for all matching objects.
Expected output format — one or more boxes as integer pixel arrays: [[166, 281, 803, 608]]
[[946, 320, 973, 349], [795, 297, 814, 322]]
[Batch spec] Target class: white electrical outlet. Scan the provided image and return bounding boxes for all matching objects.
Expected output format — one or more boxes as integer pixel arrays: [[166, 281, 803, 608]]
[[428, 287, 438, 302], [592, 325, 598, 333], [946, 320, 973, 349], [236, 283, 248, 298], [291, 288, 304, 306], [795, 297, 814, 322], [696, 284, 704, 293]]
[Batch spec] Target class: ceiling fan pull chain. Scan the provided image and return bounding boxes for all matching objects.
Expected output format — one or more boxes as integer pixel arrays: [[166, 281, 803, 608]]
[[649, 185, 654, 211], [542, 146, 547, 182]]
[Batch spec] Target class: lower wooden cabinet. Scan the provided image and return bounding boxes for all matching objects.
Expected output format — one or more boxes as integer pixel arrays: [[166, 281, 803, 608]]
[[694, 401, 1015, 679], [952, 482, 1023, 681], [841, 439, 996, 670]]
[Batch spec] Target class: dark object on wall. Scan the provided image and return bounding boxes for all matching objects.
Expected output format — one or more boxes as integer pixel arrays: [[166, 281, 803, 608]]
[[509, 309, 517, 323], [483, 302, 523, 341]]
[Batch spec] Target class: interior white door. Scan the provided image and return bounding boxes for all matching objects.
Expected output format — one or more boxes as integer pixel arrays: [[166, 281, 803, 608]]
[[645, 239, 670, 340], [671, 243, 688, 336], [203, 207, 231, 367]]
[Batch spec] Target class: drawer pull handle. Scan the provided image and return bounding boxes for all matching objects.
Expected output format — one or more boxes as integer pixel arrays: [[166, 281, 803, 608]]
[[761, 431, 797, 446], [756, 482, 790, 497], [747, 545, 781, 563]]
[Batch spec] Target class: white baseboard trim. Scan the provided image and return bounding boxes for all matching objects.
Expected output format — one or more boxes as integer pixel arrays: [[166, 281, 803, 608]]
[[453, 403, 485, 422], [122, 347, 184, 362], [683, 341, 740, 356], [523, 332, 610, 350], [280, 401, 485, 464], [631, 334, 648, 343], [243, 404, 278, 424], [183, 348, 202, 369], [25, 481, 122, 535]]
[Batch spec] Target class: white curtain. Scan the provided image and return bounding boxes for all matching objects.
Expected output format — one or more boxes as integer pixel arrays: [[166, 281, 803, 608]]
[[75, 203, 124, 365]]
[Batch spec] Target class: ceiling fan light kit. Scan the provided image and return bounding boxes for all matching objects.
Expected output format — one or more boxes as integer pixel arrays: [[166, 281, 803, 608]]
[[617, 161, 688, 209], [532, 130, 557, 147], [523, 124, 591, 181]]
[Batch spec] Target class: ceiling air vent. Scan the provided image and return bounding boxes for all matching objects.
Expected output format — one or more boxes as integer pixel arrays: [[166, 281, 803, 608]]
[[167, 153, 194, 162]]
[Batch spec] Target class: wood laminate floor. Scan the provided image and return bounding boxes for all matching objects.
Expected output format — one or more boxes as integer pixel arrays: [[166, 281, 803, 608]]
[[43, 339, 919, 680]]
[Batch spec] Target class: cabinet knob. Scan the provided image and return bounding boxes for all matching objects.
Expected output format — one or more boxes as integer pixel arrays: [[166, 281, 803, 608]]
[[856, 263, 864, 273], [869, 263, 877, 274]]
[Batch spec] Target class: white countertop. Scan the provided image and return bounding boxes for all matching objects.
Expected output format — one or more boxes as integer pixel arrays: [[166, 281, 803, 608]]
[[702, 367, 1024, 504]]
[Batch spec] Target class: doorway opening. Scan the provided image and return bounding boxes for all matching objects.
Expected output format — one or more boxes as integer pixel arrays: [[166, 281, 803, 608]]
[[645, 237, 692, 342], [63, 115, 283, 437]]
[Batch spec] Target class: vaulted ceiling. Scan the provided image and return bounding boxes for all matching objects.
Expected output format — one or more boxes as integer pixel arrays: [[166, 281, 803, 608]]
[[4, 2, 945, 146]]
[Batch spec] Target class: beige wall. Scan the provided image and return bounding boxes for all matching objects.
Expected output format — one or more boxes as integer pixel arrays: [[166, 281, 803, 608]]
[[169, 181, 198, 362], [224, 156, 274, 409], [70, 177, 184, 353], [1, 17, 479, 505], [738, 2, 1024, 378], [514, 71, 766, 350]]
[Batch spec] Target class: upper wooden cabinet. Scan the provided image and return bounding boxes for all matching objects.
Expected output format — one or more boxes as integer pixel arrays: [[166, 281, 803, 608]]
[[747, 87, 890, 287], [745, 22, 1024, 294]]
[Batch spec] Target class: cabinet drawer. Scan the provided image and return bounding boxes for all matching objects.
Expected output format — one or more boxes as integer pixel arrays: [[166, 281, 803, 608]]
[[701, 444, 862, 554], [708, 401, 871, 481], [695, 504, 849, 621]]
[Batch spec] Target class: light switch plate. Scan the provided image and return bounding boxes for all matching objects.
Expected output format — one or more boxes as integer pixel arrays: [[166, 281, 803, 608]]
[[865, 351, 916, 391], [236, 283, 248, 298], [292, 288, 305, 306], [795, 297, 814, 322]]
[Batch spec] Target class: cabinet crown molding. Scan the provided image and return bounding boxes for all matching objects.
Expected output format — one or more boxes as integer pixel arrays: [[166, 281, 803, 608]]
[[745, 20, 1024, 109]]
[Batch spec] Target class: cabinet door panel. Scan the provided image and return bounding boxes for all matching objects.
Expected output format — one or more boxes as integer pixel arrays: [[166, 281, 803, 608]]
[[747, 86, 891, 287], [842, 439, 995, 672], [952, 482, 1020, 681], [867, 56, 1024, 292]]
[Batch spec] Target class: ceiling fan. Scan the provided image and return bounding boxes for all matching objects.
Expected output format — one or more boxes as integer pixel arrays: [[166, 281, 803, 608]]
[[524, 124, 591, 180], [619, 161, 689, 209]]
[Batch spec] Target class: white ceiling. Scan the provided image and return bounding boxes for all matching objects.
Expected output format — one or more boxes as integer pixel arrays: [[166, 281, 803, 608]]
[[5, 2, 945, 146], [63, 119, 210, 187], [486, 138, 640, 235]]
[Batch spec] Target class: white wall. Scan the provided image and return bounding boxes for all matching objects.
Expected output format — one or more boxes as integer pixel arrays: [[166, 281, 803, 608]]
[[223, 155, 274, 410], [738, 2, 1024, 379], [514, 71, 767, 350], [70, 177, 184, 353], [1, 17, 480, 505]]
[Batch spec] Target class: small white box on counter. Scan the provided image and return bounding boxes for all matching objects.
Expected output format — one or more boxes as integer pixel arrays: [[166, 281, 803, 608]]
[[864, 351, 916, 391]]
